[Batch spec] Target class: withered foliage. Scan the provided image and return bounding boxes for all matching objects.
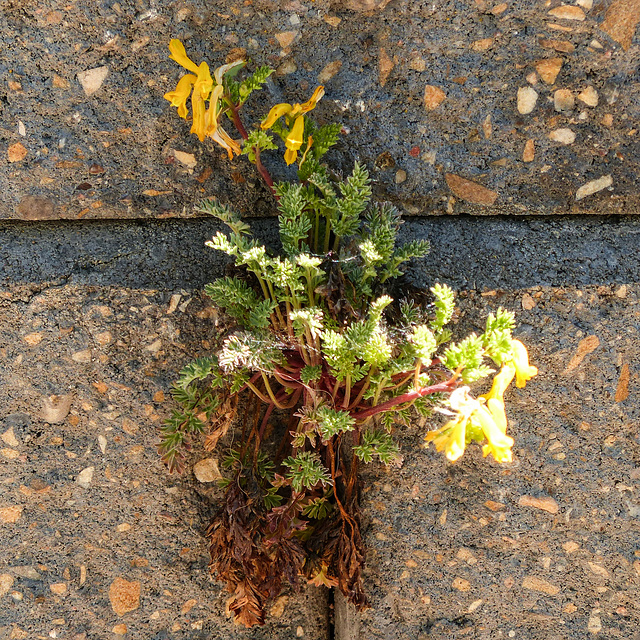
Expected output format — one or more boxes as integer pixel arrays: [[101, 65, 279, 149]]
[[205, 430, 368, 626]]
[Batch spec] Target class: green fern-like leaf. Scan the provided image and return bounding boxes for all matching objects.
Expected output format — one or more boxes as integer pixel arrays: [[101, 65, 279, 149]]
[[239, 65, 274, 103]]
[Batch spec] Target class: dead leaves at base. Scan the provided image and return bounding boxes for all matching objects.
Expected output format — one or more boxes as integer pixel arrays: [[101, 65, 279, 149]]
[[207, 472, 368, 627]]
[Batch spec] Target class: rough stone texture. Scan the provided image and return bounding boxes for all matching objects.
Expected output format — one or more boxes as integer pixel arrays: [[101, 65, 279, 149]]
[[349, 285, 640, 639], [1, 0, 638, 220], [0, 284, 329, 639], [2, 215, 640, 637]]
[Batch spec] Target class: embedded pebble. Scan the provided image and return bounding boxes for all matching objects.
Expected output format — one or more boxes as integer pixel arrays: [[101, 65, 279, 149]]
[[379, 48, 394, 87], [518, 495, 559, 514], [517, 87, 538, 114], [0, 506, 23, 523], [395, 169, 407, 184], [1, 428, 20, 447], [193, 458, 222, 483], [423, 85, 446, 110], [71, 349, 92, 363], [275, 31, 298, 49], [548, 5, 586, 20], [77, 66, 109, 96], [276, 59, 298, 75], [112, 624, 127, 635], [578, 86, 599, 107], [95, 331, 112, 346], [548, 128, 575, 144], [445, 173, 498, 206], [554, 89, 575, 112], [109, 578, 141, 616], [522, 576, 560, 595], [523, 139, 535, 163], [600, 0, 640, 50], [452, 577, 471, 591], [0, 574, 14, 597], [575, 175, 613, 200], [98, 435, 107, 454], [50, 583, 67, 595], [470, 38, 493, 51], [7, 143, 28, 163], [172, 150, 197, 168], [588, 611, 602, 633], [23, 332, 43, 346], [41, 394, 73, 423], [76, 466, 94, 488], [318, 60, 342, 83], [270, 595, 289, 618], [521, 293, 536, 309], [535, 58, 562, 84], [409, 55, 426, 71]]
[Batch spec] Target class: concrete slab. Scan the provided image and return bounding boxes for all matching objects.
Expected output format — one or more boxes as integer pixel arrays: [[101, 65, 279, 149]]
[[2, 0, 638, 220], [341, 284, 640, 639], [0, 283, 329, 639]]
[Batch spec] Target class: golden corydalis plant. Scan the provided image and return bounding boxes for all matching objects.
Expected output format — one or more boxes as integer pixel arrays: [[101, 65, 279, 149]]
[[161, 43, 538, 627]]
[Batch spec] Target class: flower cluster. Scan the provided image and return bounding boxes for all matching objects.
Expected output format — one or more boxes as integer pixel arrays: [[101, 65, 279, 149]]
[[260, 86, 325, 165], [163, 39, 242, 158], [425, 340, 537, 463]]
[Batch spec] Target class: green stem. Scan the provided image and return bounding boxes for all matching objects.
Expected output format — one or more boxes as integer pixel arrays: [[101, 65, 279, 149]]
[[323, 217, 332, 254], [260, 372, 287, 410], [342, 374, 351, 409]]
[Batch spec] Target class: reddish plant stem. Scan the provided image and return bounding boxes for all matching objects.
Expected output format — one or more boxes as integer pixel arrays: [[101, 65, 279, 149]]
[[229, 105, 278, 200], [350, 379, 458, 421]]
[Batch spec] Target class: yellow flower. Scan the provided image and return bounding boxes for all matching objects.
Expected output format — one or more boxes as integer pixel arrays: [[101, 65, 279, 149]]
[[425, 414, 467, 462], [165, 40, 242, 158], [168, 38, 200, 74], [164, 74, 197, 119], [261, 86, 325, 165], [472, 404, 514, 463], [510, 339, 538, 388], [190, 62, 214, 141], [481, 362, 515, 404], [284, 115, 305, 165]]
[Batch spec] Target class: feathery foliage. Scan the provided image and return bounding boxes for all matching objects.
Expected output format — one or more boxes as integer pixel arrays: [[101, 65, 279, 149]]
[[161, 46, 538, 628]]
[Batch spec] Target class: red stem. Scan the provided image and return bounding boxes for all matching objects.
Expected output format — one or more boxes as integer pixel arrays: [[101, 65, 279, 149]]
[[350, 379, 458, 421], [229, 105, 278, 200]]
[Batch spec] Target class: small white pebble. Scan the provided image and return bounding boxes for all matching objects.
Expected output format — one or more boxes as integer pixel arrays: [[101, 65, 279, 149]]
[[549, 128, 576, 144], [517, 87, 538, 114]]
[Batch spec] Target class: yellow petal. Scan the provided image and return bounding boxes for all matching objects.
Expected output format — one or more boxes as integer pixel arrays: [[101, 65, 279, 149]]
[[209, 126, 242, 160], [480, 362, 515, 403], [213, 59, 246, 85], [164, 74, 197, 119], [300, 85, 325, 114], [286, 115, 305, 151], [190, 93, 206, 142], [284, 146, 298, 165], [511, 340, 538, 388], [261, 103, 293, 129], [473, 406, 513, 463], [168, 39, 200, 74], [427, 416, 467, 462], [486, 397, 507, 434], [194, 62, 213, 99], [444, 418, 466, 462], [204, 84, 225, 136]]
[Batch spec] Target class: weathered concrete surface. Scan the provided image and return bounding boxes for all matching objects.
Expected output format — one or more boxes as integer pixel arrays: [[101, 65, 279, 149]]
[[2, 215, 640, 289], [0, 283, 330, 639], [1, 0, 639, 220], [2, 216, 640, 638], [347, 284, 640, 639]]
